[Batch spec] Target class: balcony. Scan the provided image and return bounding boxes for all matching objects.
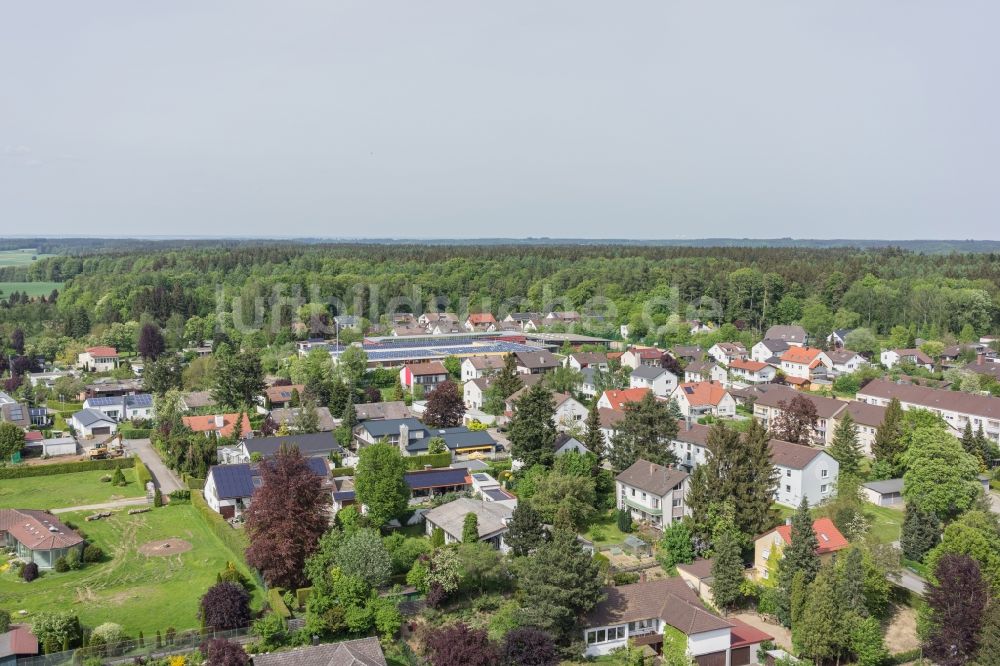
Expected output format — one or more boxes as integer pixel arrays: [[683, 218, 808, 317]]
[[621, 496, 662, 516]]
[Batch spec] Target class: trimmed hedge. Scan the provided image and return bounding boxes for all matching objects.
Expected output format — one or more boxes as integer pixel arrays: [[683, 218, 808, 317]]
[[191, 490, 250, 562], [404, 452, 451, 470], [329, 466, 355, 477], [295, 587, 312, 609], [0, 457, 137, 479], [186, 476, 206, 490], [119, 428, 152, 440], [267, 587, 292, 619], [887, 649, 922, 665], [134, 457, 153, 486]]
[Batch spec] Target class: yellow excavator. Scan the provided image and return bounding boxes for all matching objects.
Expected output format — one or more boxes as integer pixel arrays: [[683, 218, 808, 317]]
[[88, 433, 124, 460]]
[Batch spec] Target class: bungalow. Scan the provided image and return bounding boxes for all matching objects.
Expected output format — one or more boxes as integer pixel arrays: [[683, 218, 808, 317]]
[[827, 349, 867, 374], [513, 350, 560, 375], [464, 313, 498, 332], [597, 388, 651, 410], [461, 356, 505, 381], [728, 359, 776, 385], [770, 440, 839, 508], [182, 413, 253, 439], [0, 395, 29, 429], [708, 342, 748, 366], [399, 362, 450, 393], [82, 394, 154, 422], [620, 347, 663, 370], [263, 384, 305, 409], [81, 378, 143, 400], [69, 408, 118, 438], [354, 418, 497, 457], [76, 346, 119, 372], [204, 458, 329, 519], [219, 431, 346, 464], [826, 401, 885, 456], [566, 351, 609, 371], [616, 459, 689, 529], [753, 518, 848, 581], [26, 369, 76, 389], [333, 315, 359, 331], [0, 509, 84, 569], [630, 366, 678, 398], [424, 498, 513, 551], [751, 339, 789, 364], [583, 577, 770, 665], [268, 407, 337, 432], [405, 467, 473, 500], [670, 382, 736, 419], [778, 347, 832, 381], [684, 361, 727, 384], [880, 348, 934, 371], [251, 637, 385, 666], [763, 325, 807, 347], [861, 478, 904, 507]]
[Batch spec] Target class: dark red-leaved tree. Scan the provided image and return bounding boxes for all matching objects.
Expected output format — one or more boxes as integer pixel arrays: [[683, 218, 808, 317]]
[[660, 352, 683, 377], [364, 386, 382, 403], [201, 638, 250, 666], [423, 380, 465, 428], [424, 623, 499, 666], [771, 395, 818, 444], [138, 323, 166, 360], [11, 328, 25, 355], [244, 445, 332, 588], [502, 627, 559, 666], [923, 554, 989, 666], [200, 582, 251, 630]]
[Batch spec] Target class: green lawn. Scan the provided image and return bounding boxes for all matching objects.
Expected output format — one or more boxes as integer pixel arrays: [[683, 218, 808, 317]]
[[0, 249, 56, 268], [0, 469, 145, 510], [0, 504, 259, 634], [0, 281, 63, 298], [769, 502, 903, 545], [584, 511, 635, 547]]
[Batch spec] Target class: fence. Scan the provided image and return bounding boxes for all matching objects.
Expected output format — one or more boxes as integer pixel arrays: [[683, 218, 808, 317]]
[[16, 626, 252, 666]]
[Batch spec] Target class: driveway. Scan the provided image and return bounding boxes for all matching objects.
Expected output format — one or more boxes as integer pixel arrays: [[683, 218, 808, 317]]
[[126, 438, 183, 494], [988, 490, 1000, 515], [891, 568, 927, 596], [51, 497, 149, 514]]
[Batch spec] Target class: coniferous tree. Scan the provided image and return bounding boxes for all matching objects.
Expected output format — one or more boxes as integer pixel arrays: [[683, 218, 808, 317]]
[[462, 512, 480, 543], [508, 384, 557, 468], [505, 502, 547, 556], [962, 422, 979, 460], [872, 398, 904, 475], [795, 567, 848, 663], [212, 344, 266, 409], [976, 424, 996, 469], [900, 503, 941, 562], [975, 601, 1000, 666], [829, 412, 862, 478], [582, 402, 605, 462], [608, 392, 678, 471], [776, 498, 819, 626], [494, 353, 523, 399], [710, 522, 745, 610], [835, 547, 868, 617]]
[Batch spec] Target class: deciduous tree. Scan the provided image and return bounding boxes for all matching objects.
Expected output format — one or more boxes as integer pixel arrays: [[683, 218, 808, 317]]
[[924, 554, 989, 666], [424, 380, 465, 428], [770, 395, 817, 444], [354, 442, 409, 527], [212, 344, 266, 409], [608, 392, 678, 471], [505, 502, 547, 556], [902, 424, 981, 520], [336, 529, 392, 588], [200, 582, 251, 630], [501, 627, 559, 666], [137, 323, 166, 360], [424, 623, 499, 666]]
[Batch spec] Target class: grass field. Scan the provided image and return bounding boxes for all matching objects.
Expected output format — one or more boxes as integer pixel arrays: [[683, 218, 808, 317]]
[[0, 504, 259, 634], [584, 510, 635, 547], [770, 502, 903, 545], [0, 281, 63, 298], [0, 248, 56, 268], [0, 468, 145, 510]]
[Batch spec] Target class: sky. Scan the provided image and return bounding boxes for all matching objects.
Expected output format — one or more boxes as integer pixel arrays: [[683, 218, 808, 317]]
[[1, 1, 998, 239]]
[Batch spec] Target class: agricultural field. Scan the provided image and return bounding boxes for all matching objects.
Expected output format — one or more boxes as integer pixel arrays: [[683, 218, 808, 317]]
[[0, 468, 145, 510], [0, 281, 63, 298], [0, 248, 56, 267], [0, 503, 258, 634]]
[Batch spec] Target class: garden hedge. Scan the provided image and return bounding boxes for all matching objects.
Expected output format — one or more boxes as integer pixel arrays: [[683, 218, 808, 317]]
[[191, 490, 250, 562], [329, 466, 355, 477], [0, 457, 137, 479], [267, 588, 292, 619], [119, 428, 152, 440], [134, 457, 153, 486], [403, 452, 451, 470]]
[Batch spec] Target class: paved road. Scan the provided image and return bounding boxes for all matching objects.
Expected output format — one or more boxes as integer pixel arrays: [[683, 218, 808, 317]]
[[891, 568, 927, 596], [988, 490, 1000, 515], [126, 438, 183, 494], [51, 497, 149, 514]]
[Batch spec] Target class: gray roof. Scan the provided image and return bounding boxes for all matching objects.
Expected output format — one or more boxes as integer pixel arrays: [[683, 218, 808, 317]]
[[72, 408, 116, 427], [859, 378, 1000, 420], [764, 325, 807, 344], [353, 401, 411, 421], [269, 407, 336, 432], [862, 478, 904, 495], [756, 338, 790, 353], [243, 431, 345, 458], [251, 637, 386, 666], [449, 459, 490, 471], [631, 365, 668, 380], [616, 459, 688, 496], [424, 498, 513, 541]]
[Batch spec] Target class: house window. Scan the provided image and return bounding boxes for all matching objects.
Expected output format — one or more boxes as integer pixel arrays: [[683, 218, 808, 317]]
[[786, 470, 792, 477], [652, 498, 660, 509], [673, 498, 681, 507], [821, 484, 829, 493], [821, 469, 829, 478], [631, 488, 635, 497], [587, 631, 597, 644], [641, 492, 647, 501], [762, 568, 769, 580], [785, 485, 791, 493]]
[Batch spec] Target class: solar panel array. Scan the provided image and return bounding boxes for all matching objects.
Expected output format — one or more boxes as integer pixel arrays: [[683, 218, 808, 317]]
[[347, 341, 536, 363], [85, 394, 154, 408]]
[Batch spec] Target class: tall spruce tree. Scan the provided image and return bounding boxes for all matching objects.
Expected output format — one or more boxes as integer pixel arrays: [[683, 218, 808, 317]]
[[871, 398, 904, 475], [710, 522, 745, 611], [494, 353, 523, 400], [582, 402, 605, 462], [835, 547, 868, 617], [505, 502, 547, 556], [687, 419, 778, 544], [508, 384, 557, 468], [829, 412, 862, 478], [796, 567, 848, 663], [608, 392, 678, 471], [776, 498, 820, 627], [900, 503, 941, 562], [962, 422, 979, 460]]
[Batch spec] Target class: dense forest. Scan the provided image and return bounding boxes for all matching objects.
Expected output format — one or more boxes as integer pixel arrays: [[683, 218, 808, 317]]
[[1, 242, 998, 364]]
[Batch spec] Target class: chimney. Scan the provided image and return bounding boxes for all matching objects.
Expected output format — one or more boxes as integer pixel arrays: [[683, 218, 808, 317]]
[[977, 352, 985, 367], [398, 423, 410, 455], [214, 414, 224, 428], [785, 518, 792, 526]]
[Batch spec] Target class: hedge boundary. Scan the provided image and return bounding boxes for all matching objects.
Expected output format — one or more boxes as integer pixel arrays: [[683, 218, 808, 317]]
[[0, 457, 137, 479], [191, 490, 250, 563], [403, 452, 451, 470], [134, 457, 153, 486], [329, 466, 355, 477], [120, 428, 152, 440], [267, 588, 292, 619]]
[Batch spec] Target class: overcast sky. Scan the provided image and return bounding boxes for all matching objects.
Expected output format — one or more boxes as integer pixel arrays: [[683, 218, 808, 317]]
[[2, 1, 997, 239]]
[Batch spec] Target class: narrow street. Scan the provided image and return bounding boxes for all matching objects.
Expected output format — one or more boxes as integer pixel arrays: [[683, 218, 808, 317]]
[[125, 438, 184, 494]]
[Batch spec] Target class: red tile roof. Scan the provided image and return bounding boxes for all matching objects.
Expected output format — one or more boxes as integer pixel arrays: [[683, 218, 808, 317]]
[[466, 313, 497, 324], [182, 413, 253, 438], [405, 361, 449, 376], [601, 388, 650, 409], [728, 617, 774, 648], [85, 346, 118, 357], [730, 358, 769, 373], [772, 517, 849, 555], [0, 509, 84, 550], [264, 384, 305, 403], [675, 382, 731, 407], [780, 346, 825, 366]]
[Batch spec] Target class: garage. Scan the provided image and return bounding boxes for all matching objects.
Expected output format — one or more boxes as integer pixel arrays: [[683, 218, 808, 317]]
[[92, 426, 112, 436], [730, 646, 751, 666], [695, 651, 727, 666]]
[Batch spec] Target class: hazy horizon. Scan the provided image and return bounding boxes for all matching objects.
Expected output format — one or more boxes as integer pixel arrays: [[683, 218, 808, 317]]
[[3, 1, 998, 239]]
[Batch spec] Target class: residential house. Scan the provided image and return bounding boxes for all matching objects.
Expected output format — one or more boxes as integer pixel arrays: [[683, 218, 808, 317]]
[[621, 347, 663, 370], [669, 421, 711, 471], [599, 408, 625, 447], [545, 311, 582, 326], [553, 433, 591, 457], [182, 413, 253, 439], [684, 361, 727, 384], [464, 313, 498, 332], [728, 359, 776, 385], [0, 509, 84, 569], [80, 378, 143, 400], [597, 388, 651, 410], [965, 355, 1000, 382], [423, 498, 513, 551], [778, 347, 832, 381], [263, 384, 305, 410], [461, 355, 505, 381], [464, 376, 495, 411], [219, 431, 345, 464], [181, 391, 216, 411], [861, 478, 904, 507], [616, 459, 689, 529], [671, 346, 703, 364], [76, 346, 119, 372], [0, 393, 30, 429], [751, 386, 845, 445], [753, 518, 848, 581], [399, 362, 450, 393], [69, 409, 118, 438], [708, 342, 748, 366], [828, 329, 853, 349], [763, 325, 807, 347], [392, 323, 425, 337], [204, 458, 329, 519], [406, 467, 473, 500], [688, 319, 716, 334], [857, 378, 1000, 442], [566, 351, 609, 371], [506, 388, 587, 430], [770, 440, 839, 507], [354, 401, 411, 421], [333, 315, 359, 331], [503, 312, 544, 330], [251, 637, 386, 666], [670, 382, 736, 419], [0, 624, 39, 664], [513, 350, 559, 374], [582, 577, 771, 664], [26, 369, 76, 389], [751, 339, 789, 364], [28, 407, 50, 428], [827, 401, 885, 456], [354, 418, 497, 457], [579, 367, 599, 398], [880, 348, 934, 371], [267, 407, 337, 432], [629, 366, 678, 398], [827, 349, 867, 374], [82, 394, 154, 422]]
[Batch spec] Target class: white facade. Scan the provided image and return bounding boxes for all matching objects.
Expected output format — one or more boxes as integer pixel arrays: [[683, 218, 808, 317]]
[[463, 379, 490, 411], [670, 385, 737, 419], [554, 395, 589, 430], [629, 368, 678, 398], [780, 350, 833, 380], [616, 477, 688, 529], [728, 364, 776, 385], [830, 352, 867, 374], [774, 450, 839, 508], [77, 350, 118, 373]]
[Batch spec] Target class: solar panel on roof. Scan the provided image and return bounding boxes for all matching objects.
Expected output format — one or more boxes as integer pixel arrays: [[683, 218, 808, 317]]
[[684, 386, 694, 394]]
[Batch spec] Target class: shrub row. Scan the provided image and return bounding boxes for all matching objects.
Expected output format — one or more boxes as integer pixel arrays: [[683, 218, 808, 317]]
[[329, 466, 355, 477], [183, 474, 206, 490], [887, 649, 923, 665], [0, 457, 137, 479], [119, 428, 152, 440], [295, 587, 312, 609], [133, 457, 153, 486], [403, 452, 451, 470], [267, 587, 292, 619], [191, 490, 250, 561]]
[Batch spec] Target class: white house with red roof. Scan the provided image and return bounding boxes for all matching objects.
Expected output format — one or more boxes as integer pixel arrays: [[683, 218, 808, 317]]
[[778, 346, 832, 380], [707, 342, 748, 366], [0, 509, 84, 569], [76, 346, 119, 372], [620, 346, 663, 370], [597, 388, 651, 410], [669, 382, 736, 419], [728, 358, 776, 385], [463, 313, 497, 332], [753, 517, 848, 581]]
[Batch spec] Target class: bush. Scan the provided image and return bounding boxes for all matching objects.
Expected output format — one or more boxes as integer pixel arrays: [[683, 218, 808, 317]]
[[65, 547, 82, 570], [83, 545, 104, 563], [201, 638, 250, 666], [22, 561, 39, 581], [201, 582, 252, 630], [153, 488, 163, 507], [169, 489, 191, 502], [403, 452, 451, 470], [99, 474, 112, 483], [134, 457, 153, 486], [0, 610, 10, 633], [267, 587, 292, 619], [111, 466, 127, 486], [0, 458, 137, 479], [612, 571, 640, 586], [218, 561, 252, 590], [119, 428, 152, 440], [329, 466, 355, 477]]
